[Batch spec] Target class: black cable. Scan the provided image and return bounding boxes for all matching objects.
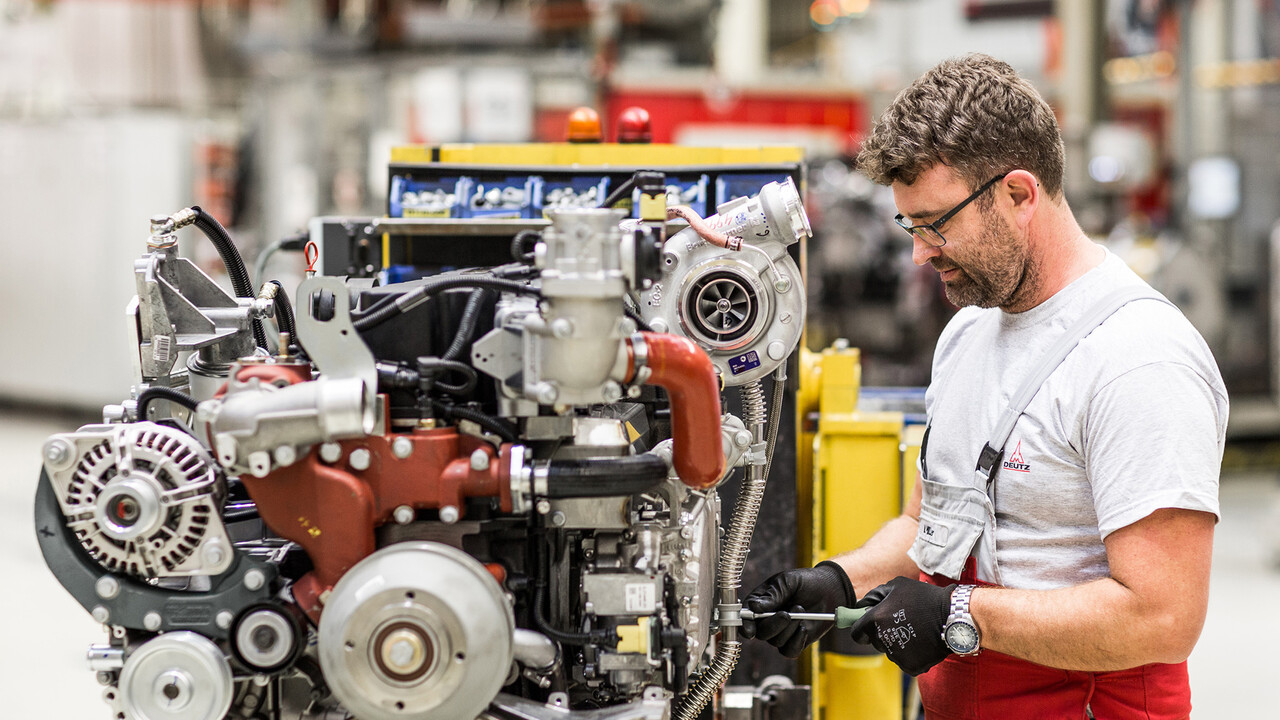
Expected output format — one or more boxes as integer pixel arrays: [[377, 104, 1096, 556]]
[[191, 206, 268, 350], [350, 292, 399, 321], [267, 280, 296, 342], [428, 400, 517, 443], [353, 277, 540, 332], [136, 387, 199, 420], [533, 581, 617, 647], [510, 230, 541, 263], [443, 289, 490, 362], [416, 358, 478, 397], [600, 177, 637, 209]]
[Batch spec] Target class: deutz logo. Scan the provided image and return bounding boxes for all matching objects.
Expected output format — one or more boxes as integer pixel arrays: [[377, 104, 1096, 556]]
[[1003, 440, 1031, 473]]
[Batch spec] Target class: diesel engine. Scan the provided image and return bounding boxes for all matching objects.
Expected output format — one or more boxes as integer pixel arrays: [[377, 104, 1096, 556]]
[[35, 177, 810, 720]]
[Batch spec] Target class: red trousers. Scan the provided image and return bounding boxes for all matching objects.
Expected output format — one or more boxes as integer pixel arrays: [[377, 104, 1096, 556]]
[[918, 563, 1192, 720]]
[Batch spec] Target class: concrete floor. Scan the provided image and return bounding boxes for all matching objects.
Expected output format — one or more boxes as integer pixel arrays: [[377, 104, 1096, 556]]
[[2, 407, 1278, 718]]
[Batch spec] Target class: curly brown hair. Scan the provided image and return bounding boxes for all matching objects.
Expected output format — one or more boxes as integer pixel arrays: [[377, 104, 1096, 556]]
[[856, 54, 1064, 201]]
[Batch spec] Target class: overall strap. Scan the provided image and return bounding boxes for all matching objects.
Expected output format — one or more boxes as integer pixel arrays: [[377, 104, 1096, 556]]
[[974, 286, 1171, 490]]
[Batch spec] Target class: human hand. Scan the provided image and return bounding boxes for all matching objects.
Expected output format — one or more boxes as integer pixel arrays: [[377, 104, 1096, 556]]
[[740, 561, 855, 658], [847, 576, 954, 676]]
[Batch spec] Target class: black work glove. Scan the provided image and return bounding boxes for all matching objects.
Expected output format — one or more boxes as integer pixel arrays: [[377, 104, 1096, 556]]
[[740, 561, 855, 658], [846, 576, 955, 676]]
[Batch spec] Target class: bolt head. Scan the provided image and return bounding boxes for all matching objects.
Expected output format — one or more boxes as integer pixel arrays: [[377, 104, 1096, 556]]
[[319, 442, 342, 464], [43, 439, 74, 469], [535, 499, 551, 515], [202, 539, 227, 568], [143, 611, 162, 631], [96, 671, 113, 686], [95, 576, 120, 600], [392, 437, 414, 459], [348, 447, 372, 471], [551, 511, 567, 527], [273, 445, 297, 467], [215, 611, 234, 630], [393, 505, 415, 525], [535, 383, 558, 405], [551, 318, 573, 339], [243, 568, 266, 591], [439, 505, 460, 524], [734, 430, 753, 448], [470, 448, 491, 472], [602, 381, 622, 403], [91, 606, 111, 624]]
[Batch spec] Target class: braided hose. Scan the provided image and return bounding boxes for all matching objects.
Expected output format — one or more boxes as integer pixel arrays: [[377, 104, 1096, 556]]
[[675, 374, 784, 720]]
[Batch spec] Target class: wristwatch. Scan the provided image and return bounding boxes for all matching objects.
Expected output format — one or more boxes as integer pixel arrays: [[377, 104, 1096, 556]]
[[942, 585, 981, 656]]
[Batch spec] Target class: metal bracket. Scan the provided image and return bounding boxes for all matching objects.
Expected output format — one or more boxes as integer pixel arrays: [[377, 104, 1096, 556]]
[[294, 275, 378, 418], [34, 470, 275, 640]]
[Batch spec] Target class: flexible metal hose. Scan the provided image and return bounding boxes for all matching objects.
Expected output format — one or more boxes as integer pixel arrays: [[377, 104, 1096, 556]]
[[672, 641, 741, 720], [675, 373, 784, 720], [716, 379, 768, 599]]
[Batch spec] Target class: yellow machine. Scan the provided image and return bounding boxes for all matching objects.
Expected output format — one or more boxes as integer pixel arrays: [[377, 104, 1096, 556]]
[[798, 343, 925, 720]]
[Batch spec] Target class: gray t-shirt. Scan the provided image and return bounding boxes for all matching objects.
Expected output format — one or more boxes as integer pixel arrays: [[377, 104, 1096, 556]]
[[916, 248, 1227, 590]]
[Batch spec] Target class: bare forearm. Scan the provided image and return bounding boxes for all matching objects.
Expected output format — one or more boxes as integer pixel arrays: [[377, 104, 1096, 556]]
[[971, 579, 1203, 671], [828, 514, 921, 596]]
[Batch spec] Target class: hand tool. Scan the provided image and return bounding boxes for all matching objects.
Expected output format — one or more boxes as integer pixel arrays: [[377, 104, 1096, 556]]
[[739, 606, 866, 628]]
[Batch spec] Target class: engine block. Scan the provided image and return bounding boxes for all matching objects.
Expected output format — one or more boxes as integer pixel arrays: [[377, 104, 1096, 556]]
[[35, 178, 810, 720]]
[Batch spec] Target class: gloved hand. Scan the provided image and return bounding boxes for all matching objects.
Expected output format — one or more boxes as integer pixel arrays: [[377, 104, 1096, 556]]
[[846, 576, 955, 676], [740, 561, 855, 658]]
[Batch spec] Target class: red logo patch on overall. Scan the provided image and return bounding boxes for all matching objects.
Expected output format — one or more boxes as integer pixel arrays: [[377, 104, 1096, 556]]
[[1003, 440, 1031, 473]]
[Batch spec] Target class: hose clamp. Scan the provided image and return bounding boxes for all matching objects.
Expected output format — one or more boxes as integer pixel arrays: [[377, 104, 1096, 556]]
[[508, 445, 532, 514], [532, 460, 550, 497], [630, 333, 649, 368]]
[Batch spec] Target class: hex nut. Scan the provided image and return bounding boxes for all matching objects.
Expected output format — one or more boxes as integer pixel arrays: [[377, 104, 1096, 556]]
[[43, 439, 74, 470]]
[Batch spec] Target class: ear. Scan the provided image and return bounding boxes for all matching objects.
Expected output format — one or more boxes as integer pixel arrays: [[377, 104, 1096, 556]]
[[1002, 170, 1039, 229]]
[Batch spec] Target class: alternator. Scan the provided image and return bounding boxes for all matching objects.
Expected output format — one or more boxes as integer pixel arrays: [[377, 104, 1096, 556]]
[[42, 422, 232, 578]]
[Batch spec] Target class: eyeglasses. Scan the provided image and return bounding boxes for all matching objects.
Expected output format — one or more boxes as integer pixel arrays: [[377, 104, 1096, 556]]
[[893, 173, 1009, 247]]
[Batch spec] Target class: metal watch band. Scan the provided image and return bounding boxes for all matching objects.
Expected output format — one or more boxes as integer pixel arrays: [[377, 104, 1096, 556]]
[[944, 584, 980, 656], [951, 584, 975, 617]]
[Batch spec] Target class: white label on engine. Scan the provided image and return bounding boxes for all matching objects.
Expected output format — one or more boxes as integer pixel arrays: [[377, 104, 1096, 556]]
[[625, 583, 656, 613]]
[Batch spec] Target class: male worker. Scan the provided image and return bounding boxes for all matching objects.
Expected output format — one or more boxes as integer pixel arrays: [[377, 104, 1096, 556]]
[[741, 54, 1227, 718]]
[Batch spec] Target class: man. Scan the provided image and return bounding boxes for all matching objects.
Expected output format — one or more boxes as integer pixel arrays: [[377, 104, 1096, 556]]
[[741, 55, 1227, 718]]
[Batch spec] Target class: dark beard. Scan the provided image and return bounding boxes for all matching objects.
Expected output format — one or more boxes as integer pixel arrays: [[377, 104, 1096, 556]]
[[936, 210, 1037, 310]]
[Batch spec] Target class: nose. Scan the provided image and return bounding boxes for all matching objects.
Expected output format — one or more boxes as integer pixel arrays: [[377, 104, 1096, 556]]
[[912, 236, 942, 266]]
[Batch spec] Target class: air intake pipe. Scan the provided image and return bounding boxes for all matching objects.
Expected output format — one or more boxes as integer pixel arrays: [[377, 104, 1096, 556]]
[[623, 333, 724, 489]]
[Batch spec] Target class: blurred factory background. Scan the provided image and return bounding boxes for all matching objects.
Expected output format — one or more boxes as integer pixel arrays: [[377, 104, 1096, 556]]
[[2, 0, 1280, 717]]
